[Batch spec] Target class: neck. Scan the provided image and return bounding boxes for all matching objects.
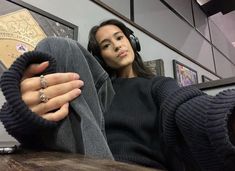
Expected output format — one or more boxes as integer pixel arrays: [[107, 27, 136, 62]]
[[117, 65, 137, 78]]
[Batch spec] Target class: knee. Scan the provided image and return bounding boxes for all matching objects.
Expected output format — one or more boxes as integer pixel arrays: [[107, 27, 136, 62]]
[[35, 37, 81, 55], [36, 37, 71, 48]]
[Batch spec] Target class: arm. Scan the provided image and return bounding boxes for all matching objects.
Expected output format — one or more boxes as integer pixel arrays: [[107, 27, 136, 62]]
[[151, 77, 235, 170], [173, 89, 235, 171], [0, 51, 82, 149]]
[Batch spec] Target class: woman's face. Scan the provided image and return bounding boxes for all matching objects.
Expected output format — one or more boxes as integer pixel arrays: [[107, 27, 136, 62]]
[[95, 24, 135, 71]]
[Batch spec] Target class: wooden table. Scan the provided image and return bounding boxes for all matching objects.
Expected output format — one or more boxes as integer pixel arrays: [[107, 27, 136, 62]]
[[0, 150, 165, 171]]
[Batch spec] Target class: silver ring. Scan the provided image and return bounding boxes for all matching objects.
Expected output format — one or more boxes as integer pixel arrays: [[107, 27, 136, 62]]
[[40, 75, 48, 89], [39, 89, 49, 103]]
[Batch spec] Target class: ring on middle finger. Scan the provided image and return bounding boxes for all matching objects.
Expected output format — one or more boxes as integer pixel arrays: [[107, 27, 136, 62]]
[[39, 89, 49, 103], [40, 75, 48, 89]]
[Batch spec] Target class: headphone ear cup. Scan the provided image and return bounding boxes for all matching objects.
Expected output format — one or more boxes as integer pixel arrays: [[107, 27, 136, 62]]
[[129, 34, 141, 52], [134, 36, 141, 52]]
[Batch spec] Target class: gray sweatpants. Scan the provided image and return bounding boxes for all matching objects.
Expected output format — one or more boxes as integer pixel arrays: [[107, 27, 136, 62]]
[[36, 37, 115, 159]]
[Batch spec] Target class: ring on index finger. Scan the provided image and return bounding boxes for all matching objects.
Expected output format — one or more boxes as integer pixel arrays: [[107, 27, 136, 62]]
[[40, 75, 48, 89], [39, 89, 49, 103]]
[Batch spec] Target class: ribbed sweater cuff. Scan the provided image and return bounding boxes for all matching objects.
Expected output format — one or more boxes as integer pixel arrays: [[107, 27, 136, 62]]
[[0, 51, 57, 134], [161, 86, 235, 169], [160, 86, 204, 146], [206, 89, 235, 158]]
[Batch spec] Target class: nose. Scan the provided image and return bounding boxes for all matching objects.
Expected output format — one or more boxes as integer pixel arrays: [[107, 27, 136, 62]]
[[113, 40, 121, 52]]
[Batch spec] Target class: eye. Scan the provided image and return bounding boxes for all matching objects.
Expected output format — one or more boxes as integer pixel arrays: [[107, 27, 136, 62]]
[[117, 35, 124, 40], [102, 43, 110, 49]]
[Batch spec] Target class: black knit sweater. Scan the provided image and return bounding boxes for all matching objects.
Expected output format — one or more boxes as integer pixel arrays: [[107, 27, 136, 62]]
[[1, 51, 235, 170], [105, 77, 235, 171], [0, 51, 58, 147], [105, 77, 166, 169]]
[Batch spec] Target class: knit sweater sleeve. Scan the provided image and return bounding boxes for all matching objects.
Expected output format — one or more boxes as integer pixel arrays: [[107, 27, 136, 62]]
[[0, 51, 57, 148], [151, 76, 235, 170]]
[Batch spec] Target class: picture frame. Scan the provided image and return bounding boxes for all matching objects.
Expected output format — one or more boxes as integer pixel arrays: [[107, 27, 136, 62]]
[[201, 75, 212, 82], [0, 0, 78, 69], [173, 60, 198, 87], [144, 59, 165, 76]]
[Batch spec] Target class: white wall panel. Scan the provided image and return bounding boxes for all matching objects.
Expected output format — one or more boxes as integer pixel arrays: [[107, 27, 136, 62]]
[[134, 0, 215, 72], [100, 0, 130, 19], [192, 0, 210, 41], [164, 0, 194, 25], [214, 47, 235, 78], [209, 19, 235, 64]]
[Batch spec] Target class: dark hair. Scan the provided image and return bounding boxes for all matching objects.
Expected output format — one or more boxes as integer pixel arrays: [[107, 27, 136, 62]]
[[87, 19, 154, 78]]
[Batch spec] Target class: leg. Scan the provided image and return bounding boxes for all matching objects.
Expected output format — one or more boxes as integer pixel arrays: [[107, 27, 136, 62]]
[[36, 37, 114, 158]]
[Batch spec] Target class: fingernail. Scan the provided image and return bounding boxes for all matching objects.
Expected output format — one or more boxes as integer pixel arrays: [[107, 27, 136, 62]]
[[73, 73, 80, 80], [41, 61, 49, 65], [75, 89, 81, 96]]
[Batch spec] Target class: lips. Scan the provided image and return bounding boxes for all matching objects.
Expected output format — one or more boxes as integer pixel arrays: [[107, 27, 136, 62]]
[[118, 50, 128, 58]]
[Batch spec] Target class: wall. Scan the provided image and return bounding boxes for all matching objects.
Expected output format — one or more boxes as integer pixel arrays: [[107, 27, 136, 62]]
[[20, 0, 220, 80], [100, 0, 130, 19], [97, 0, 235, 79]]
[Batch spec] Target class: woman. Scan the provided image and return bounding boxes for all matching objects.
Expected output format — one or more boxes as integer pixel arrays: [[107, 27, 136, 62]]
[[0, 19, 234, 171]]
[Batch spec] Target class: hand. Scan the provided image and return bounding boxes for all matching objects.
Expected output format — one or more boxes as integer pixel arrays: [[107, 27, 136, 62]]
[[20, 61, 84, 122]]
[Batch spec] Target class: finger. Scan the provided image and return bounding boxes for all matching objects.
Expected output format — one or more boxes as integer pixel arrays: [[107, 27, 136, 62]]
[[42, 103, 69, 122], [45, 80, 84, 100], [22, 61, 49, 80], [22, 80, 84, 106], [31, 88, 81, 115], [21, 72, 81, 93]]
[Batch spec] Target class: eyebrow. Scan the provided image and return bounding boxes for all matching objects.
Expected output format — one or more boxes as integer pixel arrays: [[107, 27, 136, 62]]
[[99, 31, 122, 45]]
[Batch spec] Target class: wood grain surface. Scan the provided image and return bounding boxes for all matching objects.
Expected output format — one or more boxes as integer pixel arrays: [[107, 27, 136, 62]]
[[0, 150, 165, 171]]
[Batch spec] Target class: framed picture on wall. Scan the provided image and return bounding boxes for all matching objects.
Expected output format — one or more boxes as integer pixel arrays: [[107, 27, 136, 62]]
[[173, 60, 198, 87], [201, 75, 212, 82], [144, 58, 165, 76], [0, 0, 78, 69]]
